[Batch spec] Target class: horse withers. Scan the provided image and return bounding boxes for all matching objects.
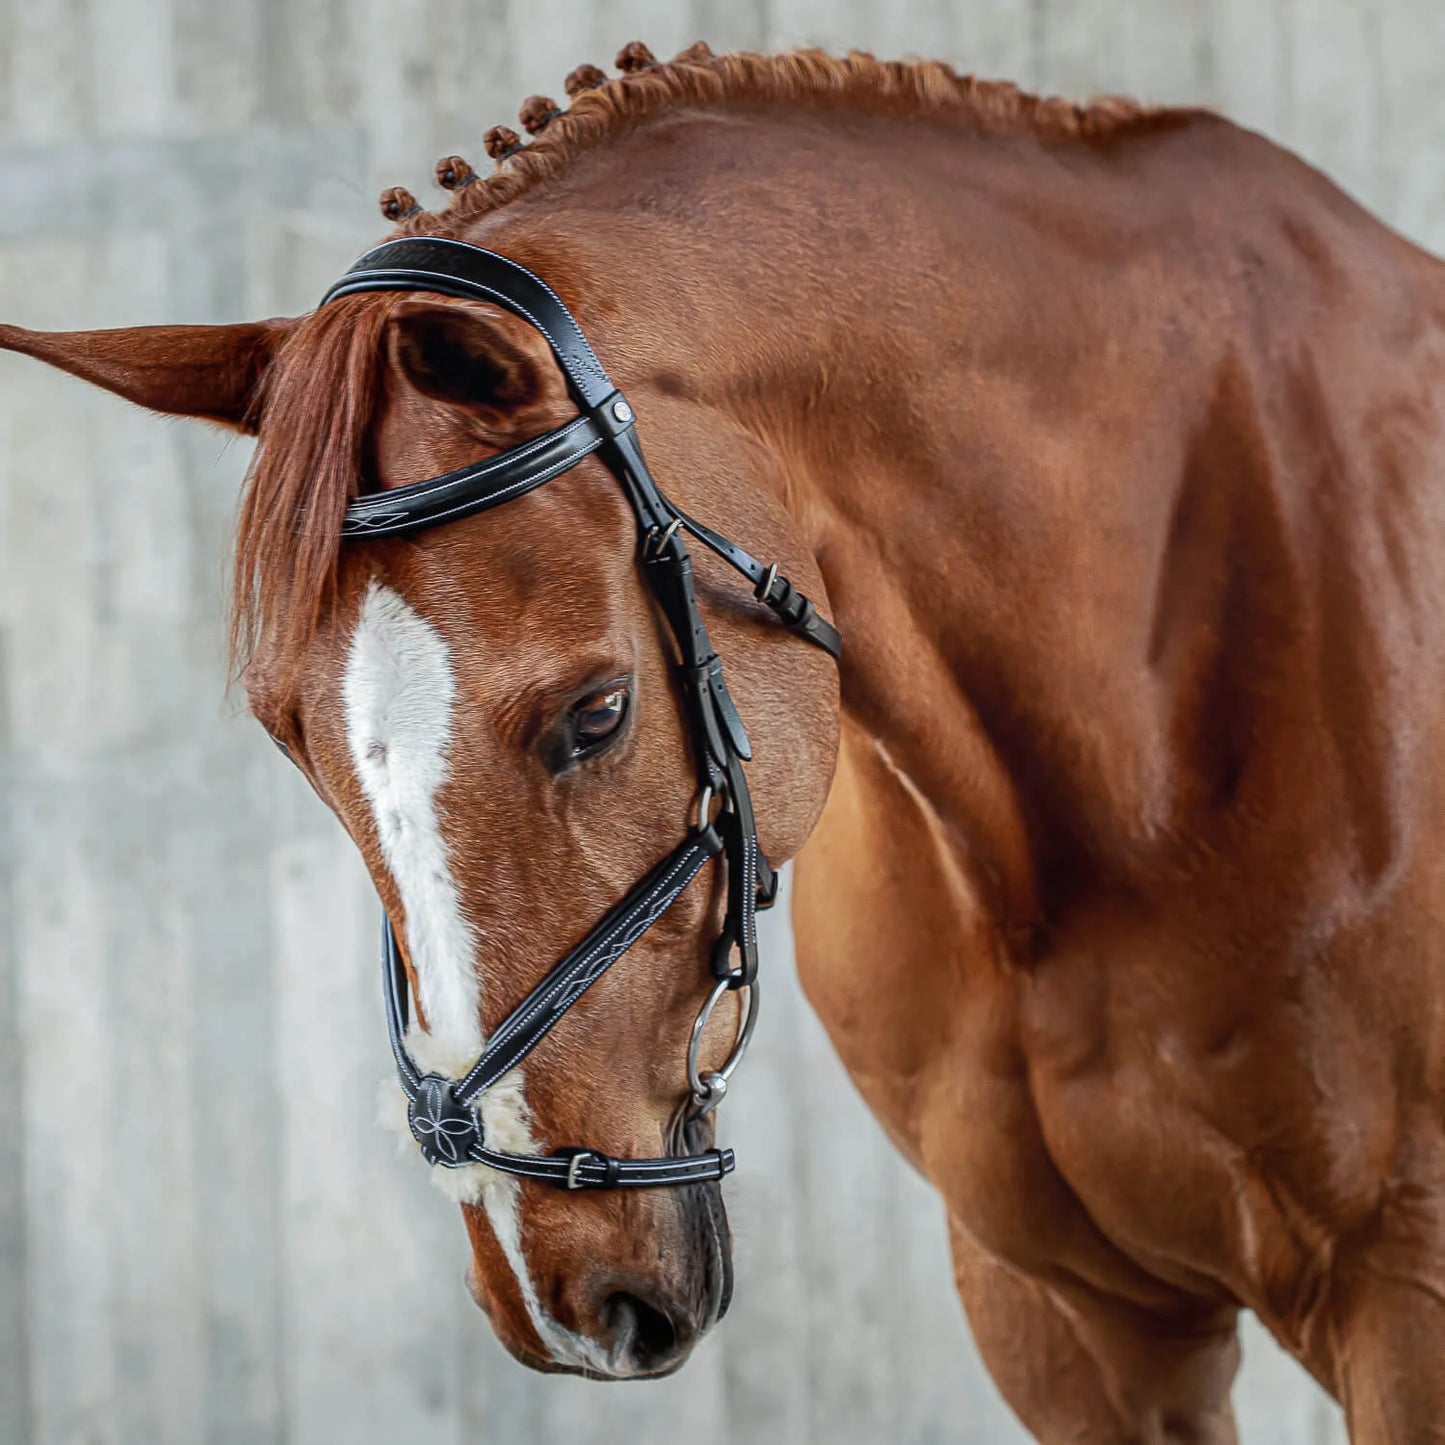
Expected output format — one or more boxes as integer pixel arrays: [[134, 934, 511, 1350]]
[[5, 42, 1444, 1443]]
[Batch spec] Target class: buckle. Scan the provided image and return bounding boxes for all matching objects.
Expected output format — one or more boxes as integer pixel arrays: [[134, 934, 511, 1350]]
[[643, 516, 683, 560], [755, 568, 817, 634], [692, 782, 717, 832], [690, 782, 727, 857], [566, 1150, 599, 1190], [560, 1149, 621, 1189]]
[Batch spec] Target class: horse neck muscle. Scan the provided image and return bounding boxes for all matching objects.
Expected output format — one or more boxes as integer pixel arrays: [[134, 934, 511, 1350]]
[[456, 100, 1445, 945]]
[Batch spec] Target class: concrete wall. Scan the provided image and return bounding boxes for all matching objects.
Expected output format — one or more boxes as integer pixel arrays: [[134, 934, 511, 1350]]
[[1, 3, 1439, 1442]]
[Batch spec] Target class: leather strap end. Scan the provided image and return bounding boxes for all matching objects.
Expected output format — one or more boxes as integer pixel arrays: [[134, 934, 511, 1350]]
[[761, 573, 843, 660]]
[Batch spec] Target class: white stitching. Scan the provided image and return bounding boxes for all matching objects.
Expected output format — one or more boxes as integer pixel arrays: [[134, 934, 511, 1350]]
[[345, 417, 596, 522], [456, 845, 710, 1097], [344, 440, 606, 538], [348, 239, 609, 380], [476, 846, 702, 1053], [329, 257, 610, 395], [459, 1145, 732, 1186], [374, 444, 604, 534]]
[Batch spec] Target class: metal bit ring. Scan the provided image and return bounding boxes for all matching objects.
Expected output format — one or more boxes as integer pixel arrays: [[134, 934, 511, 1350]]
[[686, 974, 759, 1118]]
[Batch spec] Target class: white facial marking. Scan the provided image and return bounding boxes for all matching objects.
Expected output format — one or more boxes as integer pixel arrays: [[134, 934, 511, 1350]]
[[345, 579, 626, 1376], [343, 579, 480, 1061]]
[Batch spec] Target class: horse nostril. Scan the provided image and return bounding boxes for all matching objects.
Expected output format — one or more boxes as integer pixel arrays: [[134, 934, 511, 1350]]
[[602, 1290, 684, 1372]]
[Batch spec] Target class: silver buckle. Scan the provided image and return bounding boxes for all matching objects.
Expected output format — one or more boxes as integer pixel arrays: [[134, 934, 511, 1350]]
[[565, 1151, 596, 1190], [645, 516, 683, 559], [754, 561, 779, 602]]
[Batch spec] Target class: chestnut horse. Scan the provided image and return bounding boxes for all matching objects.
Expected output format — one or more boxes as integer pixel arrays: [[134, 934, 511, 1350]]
[[5, 41, 1444, 1443]]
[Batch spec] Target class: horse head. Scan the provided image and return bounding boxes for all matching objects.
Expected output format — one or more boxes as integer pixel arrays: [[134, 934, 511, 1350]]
[[0, 239, 841, 1377]]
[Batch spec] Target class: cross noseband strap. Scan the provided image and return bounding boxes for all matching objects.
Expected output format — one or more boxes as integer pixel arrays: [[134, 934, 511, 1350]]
[[322, 237, 840, 1191]]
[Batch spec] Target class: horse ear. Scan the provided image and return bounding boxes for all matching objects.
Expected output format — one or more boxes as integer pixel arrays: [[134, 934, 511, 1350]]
[[0, 317, 295, 434], [387, 300, 563, 428]]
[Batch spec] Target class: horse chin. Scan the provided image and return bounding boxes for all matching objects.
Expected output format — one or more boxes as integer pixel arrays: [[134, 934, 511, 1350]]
[[496, 1336, 584, 1376], [489, 1313, 709, 1383], [465, 1137, 735, 1381]]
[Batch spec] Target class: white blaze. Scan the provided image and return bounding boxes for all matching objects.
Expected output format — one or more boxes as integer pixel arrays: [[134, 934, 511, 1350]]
[[343, 578, 619, 1375], [343, 579, 479, 1063]]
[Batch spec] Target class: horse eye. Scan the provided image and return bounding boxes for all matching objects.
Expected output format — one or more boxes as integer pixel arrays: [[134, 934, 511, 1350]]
[[571, 686, 629, 754]]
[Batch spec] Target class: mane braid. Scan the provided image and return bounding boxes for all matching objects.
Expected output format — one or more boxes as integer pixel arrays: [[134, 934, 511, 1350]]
[[402, 45, 1167, 235]]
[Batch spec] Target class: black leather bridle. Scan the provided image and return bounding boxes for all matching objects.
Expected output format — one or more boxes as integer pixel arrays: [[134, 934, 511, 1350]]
[[321, 238, 841, 1192]]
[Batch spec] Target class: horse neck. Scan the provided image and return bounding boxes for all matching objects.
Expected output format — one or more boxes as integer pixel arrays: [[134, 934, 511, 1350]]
[[465, 107, 1217, 939]]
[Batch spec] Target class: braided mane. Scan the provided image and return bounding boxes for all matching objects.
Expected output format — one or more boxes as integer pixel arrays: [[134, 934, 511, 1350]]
[[394, 42, 1164, 236]]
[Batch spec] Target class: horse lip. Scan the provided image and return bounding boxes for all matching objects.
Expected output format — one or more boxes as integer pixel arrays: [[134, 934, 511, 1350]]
[[706, 1206, 735, 1325], [674, 1111, 735, 1328]]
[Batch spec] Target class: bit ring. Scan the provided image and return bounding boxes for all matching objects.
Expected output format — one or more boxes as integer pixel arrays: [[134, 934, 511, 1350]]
[[686, 975, 759, 1118]]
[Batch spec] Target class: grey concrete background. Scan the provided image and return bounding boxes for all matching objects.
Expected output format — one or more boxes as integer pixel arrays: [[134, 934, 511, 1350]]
[[1, 2, 1439, 1442]]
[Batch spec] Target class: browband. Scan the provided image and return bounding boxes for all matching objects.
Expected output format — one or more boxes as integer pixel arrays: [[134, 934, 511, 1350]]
[[342, 414, 607, 537]]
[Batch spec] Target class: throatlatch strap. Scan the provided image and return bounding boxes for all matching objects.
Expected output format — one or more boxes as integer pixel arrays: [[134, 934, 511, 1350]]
[[332, 241, 841, 659], [667, 505, 843, 661]]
